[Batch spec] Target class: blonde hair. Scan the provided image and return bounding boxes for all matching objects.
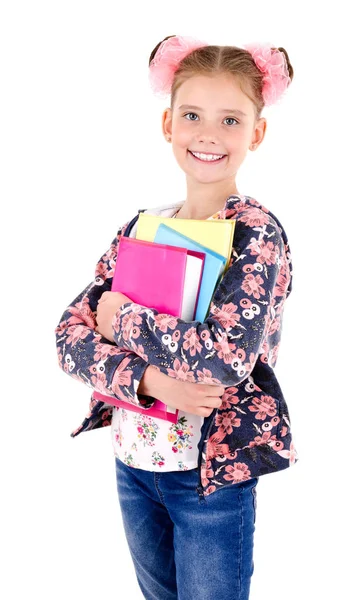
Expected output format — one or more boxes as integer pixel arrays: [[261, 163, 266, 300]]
[[149, 36, 294, 120]]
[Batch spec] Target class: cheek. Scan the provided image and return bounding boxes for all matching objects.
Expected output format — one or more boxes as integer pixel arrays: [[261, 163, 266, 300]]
[[173, 127, 190, 148]]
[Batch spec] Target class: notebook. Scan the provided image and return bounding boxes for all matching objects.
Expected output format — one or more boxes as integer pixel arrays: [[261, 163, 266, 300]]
[[154, 224, 227, 322], [92, 236, 206, 423], [136, 212, 235, 269]]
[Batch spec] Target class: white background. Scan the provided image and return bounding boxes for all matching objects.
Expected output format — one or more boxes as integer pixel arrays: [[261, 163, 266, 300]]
[[1, 1, 351, 598]]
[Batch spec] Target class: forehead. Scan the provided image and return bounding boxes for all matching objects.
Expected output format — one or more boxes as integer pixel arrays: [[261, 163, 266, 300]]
[[175, 74, 254, 116]]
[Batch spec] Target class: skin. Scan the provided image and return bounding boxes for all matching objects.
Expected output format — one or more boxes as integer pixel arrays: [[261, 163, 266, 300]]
[[97, 73, 267, 342], [162, 72, 267, 219]]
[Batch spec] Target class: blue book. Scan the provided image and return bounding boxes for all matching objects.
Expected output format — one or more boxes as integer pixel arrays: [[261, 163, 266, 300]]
[[154, 224, 227, 322]]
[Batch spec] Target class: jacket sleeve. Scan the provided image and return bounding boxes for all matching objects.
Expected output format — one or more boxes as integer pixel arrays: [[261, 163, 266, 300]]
[[54, 219, 154, 409], [111, 218, 285, 388]]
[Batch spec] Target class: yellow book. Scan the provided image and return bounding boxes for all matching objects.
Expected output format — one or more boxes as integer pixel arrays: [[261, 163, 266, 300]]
[[136, 213, 235, 270]]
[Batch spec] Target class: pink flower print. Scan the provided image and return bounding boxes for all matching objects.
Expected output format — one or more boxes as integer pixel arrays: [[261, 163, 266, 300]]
[[244, 352, 257, 373], [93, 343, 126, 362], [116, 311, 142, 342], [210, 302, 240, 329], [232, 201, 249, 216], [56, 345, 63, 364], [268, 317, 281, 337], [110, 356, 134, 401], [220, 387, 240, 409], [134, 343, 148, 362], [55, 320, 68, 336], [237, 207, 270, 227], [95, 256, 114, 281], [167, 358, 196, 382], [268, 343, 280, 367], [200, 329, 213, 351], [274, 263, 290, 297], [248, 395, 278, 420], [201, 458, 214, 488], [215, 411, 241, 435], [261, 339, 270, 357], [182, 327, 202, 356], [223, 463, 252, 483], [154, 313, 179, 333], [248, 198, 268, 212], [268, 438, 284, 451], [280, 423, 288, 437], [249, 431, 273, 447], [65, 324, 90, 347], [241, 273, 266, 299], [233, 347, 246, 363], [90, 371, 109, 394], [195, 368, 222, 385], [276, 441, 298, 465], [252, 239, 278, 266], [206, 431, 229, 460], [214, 331, 237, 363], [67, 296, 96, 328]]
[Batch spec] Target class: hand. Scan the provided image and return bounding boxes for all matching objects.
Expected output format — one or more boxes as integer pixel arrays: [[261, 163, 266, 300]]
[[96, 291, 133, 343], [164, 379, 225, 417], [140, 366, 225, 418]]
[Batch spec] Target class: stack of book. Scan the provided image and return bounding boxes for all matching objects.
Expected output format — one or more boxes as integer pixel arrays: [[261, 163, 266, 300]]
[[92, 213, 235, 423]]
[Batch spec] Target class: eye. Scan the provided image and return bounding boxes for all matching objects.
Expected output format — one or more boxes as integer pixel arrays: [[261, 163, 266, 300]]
[[184, 112, 198, 121], [183, 112, 239, 126], [224, 117, 238, 126]]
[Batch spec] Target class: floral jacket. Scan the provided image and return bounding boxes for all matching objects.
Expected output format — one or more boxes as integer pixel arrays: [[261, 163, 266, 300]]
[[55, 194, 298, 499]]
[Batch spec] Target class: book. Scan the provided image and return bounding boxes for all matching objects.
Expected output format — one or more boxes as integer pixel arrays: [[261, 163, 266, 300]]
[[92, 236, 206, 423], [154, 224, 227, 322], [136, 212, 235, 269]]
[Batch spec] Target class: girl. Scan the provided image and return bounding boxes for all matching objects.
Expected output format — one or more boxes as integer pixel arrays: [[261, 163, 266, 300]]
[[55, 35, 298, 600]]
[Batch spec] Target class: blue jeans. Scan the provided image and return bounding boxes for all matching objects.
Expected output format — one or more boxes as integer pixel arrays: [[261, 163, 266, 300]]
[[114, 456, 258, 600]]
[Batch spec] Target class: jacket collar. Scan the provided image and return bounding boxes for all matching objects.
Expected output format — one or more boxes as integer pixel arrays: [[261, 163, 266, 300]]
[[140, 194, 246, 220]]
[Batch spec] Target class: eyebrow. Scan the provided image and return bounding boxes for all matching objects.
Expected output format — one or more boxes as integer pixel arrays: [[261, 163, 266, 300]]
[[178, 104, 248, 117]]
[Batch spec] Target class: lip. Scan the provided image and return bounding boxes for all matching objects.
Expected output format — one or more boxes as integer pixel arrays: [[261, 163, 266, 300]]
[[188, 150, 226, 164]]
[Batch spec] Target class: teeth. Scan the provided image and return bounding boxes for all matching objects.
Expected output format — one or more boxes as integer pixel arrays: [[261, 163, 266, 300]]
[[190, 151, 224, 161]]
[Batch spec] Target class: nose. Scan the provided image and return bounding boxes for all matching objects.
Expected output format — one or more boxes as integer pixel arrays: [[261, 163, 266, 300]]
[[195, 123, 220, 144]]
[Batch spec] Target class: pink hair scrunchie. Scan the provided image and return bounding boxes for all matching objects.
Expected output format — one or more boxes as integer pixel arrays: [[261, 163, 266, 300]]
[[243, 42, 291, 106], [148, 35, 208, 98], [149, 35, 291, 107]]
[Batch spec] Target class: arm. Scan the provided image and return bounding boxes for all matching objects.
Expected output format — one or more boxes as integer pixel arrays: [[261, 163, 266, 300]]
[[137, 364, 172, 398], [54, 219, 154, 409], [112, 218, 287, 388]]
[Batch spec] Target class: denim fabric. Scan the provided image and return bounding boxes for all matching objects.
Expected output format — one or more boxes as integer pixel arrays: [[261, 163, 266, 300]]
[[115, 456, 258, 600]]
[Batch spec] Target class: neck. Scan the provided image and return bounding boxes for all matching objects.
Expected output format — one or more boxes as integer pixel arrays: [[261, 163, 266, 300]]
[[175, 180, 240, 220]]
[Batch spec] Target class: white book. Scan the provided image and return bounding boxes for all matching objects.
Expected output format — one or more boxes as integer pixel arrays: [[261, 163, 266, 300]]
[[181, 254, 204, 320]]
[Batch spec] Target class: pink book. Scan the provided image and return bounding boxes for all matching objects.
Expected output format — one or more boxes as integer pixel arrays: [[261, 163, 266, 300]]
[[92, 236, 205, 423]]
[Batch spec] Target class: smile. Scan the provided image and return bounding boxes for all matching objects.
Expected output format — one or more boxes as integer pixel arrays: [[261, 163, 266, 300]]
[[188, 150, 226, 164]]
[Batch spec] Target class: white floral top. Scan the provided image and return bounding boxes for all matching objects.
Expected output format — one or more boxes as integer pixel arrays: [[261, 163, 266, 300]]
[[111, 209, 216, 471]]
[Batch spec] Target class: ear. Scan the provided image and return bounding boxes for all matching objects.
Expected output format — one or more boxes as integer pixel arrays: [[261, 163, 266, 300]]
[[162, 107, 173, 141], [249, 117, 267, 151]]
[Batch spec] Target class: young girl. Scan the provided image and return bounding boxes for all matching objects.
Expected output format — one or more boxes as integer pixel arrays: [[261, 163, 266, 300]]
[[55, 35, 298, 600]]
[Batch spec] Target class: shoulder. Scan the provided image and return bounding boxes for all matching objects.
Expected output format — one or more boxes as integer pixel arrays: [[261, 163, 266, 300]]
[[226, 195, 291, 254]]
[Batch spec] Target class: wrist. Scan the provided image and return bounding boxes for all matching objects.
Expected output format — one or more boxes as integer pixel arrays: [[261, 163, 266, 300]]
[[137, 365, 172, 397]]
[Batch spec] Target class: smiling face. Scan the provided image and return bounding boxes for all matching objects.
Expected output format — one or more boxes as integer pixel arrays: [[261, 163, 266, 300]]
[[162, 73, 267, 187]]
